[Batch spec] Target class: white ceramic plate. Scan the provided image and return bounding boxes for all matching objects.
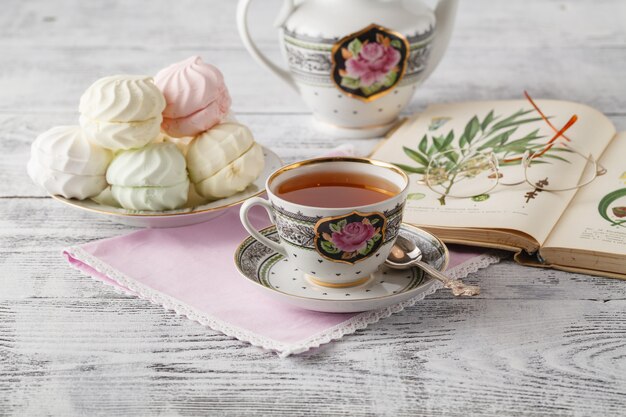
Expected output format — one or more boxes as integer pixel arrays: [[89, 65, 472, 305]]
[[234, 223, 449, 313], [51, 146, 282, 228]]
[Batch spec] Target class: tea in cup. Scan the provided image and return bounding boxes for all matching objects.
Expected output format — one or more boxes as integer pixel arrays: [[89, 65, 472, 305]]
[[239, 157, 409, 287]]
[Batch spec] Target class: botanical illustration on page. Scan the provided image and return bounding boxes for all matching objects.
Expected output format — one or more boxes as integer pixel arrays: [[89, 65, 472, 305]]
[[396, 106, 571, 206], [598, 175, 626, 229], [371, 100, 616, 244]]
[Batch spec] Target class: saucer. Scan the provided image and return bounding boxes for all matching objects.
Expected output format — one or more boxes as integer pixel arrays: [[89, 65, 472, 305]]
[[234, 223, 449, 313], [51, 146, 282, 228]]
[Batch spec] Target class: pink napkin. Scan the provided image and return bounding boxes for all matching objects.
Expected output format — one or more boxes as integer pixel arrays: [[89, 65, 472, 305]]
[[64, 205, 499, 357]]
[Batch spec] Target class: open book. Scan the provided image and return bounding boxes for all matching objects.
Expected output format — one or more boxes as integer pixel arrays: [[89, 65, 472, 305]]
[[371, 99, 626, 279]]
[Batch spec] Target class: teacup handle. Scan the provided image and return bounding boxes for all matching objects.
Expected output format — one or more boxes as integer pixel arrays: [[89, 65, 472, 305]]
[[240, 197, 288, 256], [236, 0, 298, 92]]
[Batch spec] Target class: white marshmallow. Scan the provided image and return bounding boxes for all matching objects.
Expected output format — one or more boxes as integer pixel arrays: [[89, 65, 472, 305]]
[[27, 155, 107, 200], [79, 114, 161, 151], [31, 125, 112, 175], [79, 75, 166, 123], [186, 122, 255, 183], [194, 142, 264, 199]]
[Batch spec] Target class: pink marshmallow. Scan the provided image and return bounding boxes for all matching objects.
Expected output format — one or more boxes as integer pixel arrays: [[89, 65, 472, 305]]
[[155, 56, 232, 137], [161, 86, 232, 137]]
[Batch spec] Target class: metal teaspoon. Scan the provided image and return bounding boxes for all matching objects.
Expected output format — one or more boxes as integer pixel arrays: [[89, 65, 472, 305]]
[[385, 235, 481, 296]]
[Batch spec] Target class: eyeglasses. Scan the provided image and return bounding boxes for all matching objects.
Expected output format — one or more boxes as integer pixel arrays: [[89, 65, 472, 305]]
[[424, 143, 606, 199], [423, 92, 606, 200]]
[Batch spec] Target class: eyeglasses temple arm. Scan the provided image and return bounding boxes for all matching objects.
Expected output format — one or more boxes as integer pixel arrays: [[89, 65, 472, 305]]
[[524, 91, 572, 142], [531, 115, 578, 159], [502, 115, 577, 164]]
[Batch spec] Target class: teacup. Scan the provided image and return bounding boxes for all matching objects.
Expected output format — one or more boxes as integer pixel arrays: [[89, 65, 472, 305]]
[[239, 157, 409, 288]]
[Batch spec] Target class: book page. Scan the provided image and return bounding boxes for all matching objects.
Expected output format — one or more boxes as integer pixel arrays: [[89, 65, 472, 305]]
[[371, 100, 616, 245], [543, 132, 626, 255]]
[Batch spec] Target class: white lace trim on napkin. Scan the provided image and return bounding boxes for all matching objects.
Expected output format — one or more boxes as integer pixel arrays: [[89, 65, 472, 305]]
[[64, 246, 500, 358]]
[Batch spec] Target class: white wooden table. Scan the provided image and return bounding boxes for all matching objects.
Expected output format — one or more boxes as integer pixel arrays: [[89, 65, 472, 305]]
[[2, 1, 625, 415]]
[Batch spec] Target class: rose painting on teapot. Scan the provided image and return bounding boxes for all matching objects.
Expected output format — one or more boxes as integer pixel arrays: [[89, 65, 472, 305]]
[[331, 25, 409, 102]]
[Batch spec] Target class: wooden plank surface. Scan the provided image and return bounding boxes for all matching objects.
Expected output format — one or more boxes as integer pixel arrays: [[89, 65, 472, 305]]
[[1, 0, 625, 416], [1, 46, 625, 115]]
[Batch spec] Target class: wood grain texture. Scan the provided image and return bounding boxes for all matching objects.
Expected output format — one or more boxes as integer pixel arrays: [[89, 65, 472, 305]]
[[1, 46, 625, 115], [1, 0, 626, 416], [1, 297, 625, 417], [1, 0, 624, 49]]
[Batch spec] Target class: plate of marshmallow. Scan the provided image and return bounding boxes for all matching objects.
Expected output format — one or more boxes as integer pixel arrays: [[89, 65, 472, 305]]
[[28, 56, 282, 228]]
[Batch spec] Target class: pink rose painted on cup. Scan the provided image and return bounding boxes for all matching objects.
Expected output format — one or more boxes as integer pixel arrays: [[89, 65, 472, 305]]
[[332, 27, 408, 100], [315, 213, 385, 263], [331, 221, 376, 252]]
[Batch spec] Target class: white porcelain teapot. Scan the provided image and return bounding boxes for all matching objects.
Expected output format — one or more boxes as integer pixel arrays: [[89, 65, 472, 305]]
[[237, 0, 458, 138]]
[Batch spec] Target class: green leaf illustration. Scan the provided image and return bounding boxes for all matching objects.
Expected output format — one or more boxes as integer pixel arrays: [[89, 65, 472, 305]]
[[361, 83, 382, 96], [418, 134, 428, 154], [372, 233, 382, 242], [382, 71, 398, 87], [348, 38, 363, 56], [403, 146, 429, 166], [460, 116, 480, 145], [487, 109, 533, 133], [498, 137, 542, 153], [459, 132, 468, 148], [432, 135, 445, 152], [517, 128, 543, 143], [495, 117, 545, 131], [408, 192, 426, 200], [490, 111, 539, 132], [394, 163, 426, 174], [321, 240, 340, 254], [477, 127, 518, 151], [390, 39, 402, 49], [337, 219, 347, 229], [371, 218, 380, 225], [443, 130, 455, 148], [330, 222, 341, 233], [358, 238, 377, 255], [481, 110, 495, 131], [540, 153, 571, 163], [443, 150, 459, 164], [471, 194, 490, 202], [433, 132, 455, 153], [544, 146, 574, 153], [598, 188, 626, 227], [340, 76, 360, 89]]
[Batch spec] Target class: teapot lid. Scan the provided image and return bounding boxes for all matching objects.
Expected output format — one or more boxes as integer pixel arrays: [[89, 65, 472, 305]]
[[284, 0, 435, 41]]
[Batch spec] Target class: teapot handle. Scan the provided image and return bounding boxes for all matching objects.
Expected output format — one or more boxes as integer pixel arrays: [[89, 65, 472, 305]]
[[420, 0, 459, 81], [236, 0, 298, 92]]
